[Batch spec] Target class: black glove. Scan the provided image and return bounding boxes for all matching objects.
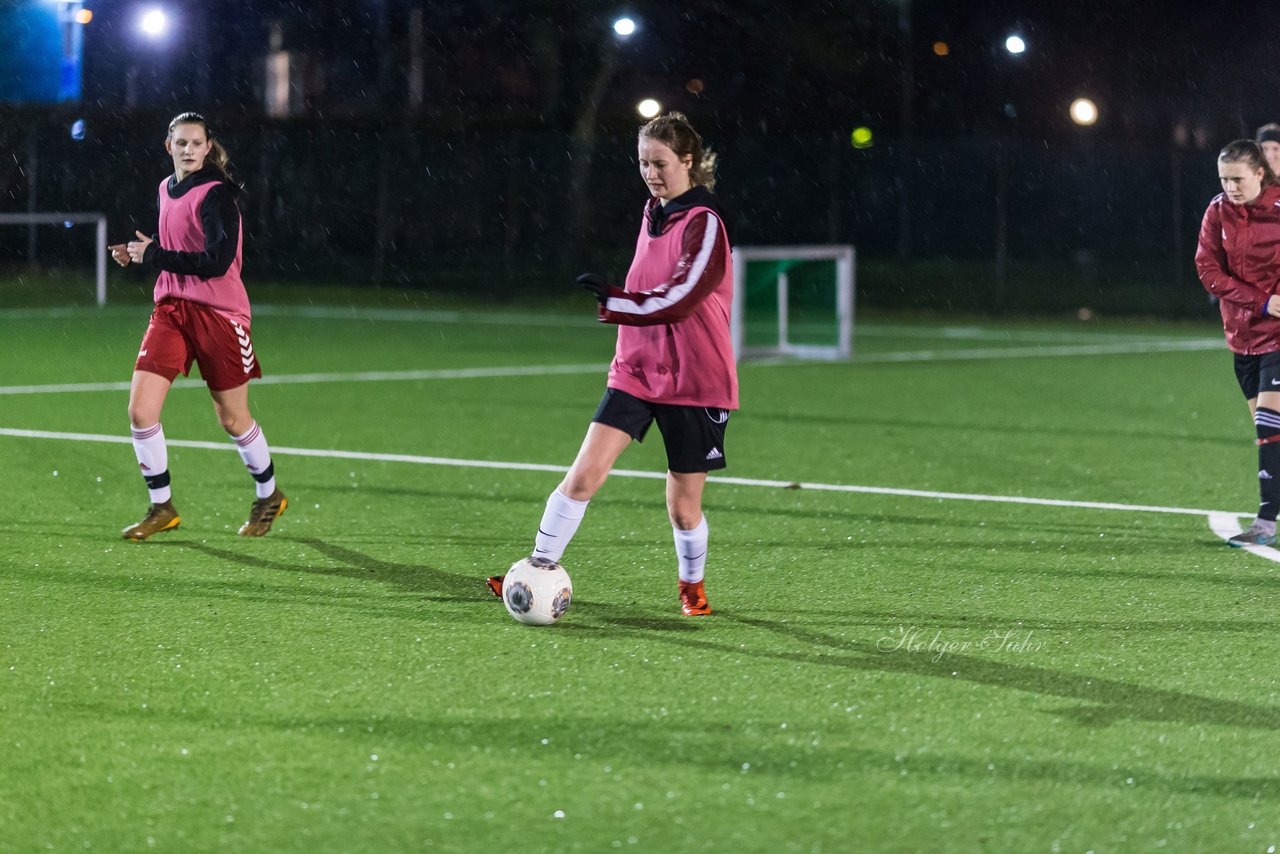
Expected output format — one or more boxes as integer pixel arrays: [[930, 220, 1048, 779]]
[[576, 272, 610, 304]]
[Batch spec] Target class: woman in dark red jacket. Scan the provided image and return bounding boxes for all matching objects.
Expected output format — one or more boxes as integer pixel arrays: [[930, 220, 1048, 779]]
[[1196, 139, 1280, 546]]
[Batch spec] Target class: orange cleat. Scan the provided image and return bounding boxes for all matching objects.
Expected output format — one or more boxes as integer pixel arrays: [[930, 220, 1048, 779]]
[[486, 575, 505, 598], [679, 579, 711, 616]]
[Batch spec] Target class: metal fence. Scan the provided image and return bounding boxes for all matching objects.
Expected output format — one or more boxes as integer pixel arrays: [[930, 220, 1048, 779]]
[[0, 108, 1225, 315]]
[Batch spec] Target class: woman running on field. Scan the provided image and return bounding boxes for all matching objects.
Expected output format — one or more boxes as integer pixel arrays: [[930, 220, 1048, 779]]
[[488, 112, 738, 616], [1196, 139, 1280, 546], [109, 112, 286, 541]]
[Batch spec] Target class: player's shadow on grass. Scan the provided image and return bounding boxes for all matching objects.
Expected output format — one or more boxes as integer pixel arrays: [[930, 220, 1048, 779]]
[[567, 609, 699, 633], [176, 538, 688, 627], [626, 612, 1280, 732], [61, 697, 1280, 803], [175, 537, 479, 604]]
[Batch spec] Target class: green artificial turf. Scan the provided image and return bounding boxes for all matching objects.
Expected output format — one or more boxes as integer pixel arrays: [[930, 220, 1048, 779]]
[[2, 295, 1278, 852]]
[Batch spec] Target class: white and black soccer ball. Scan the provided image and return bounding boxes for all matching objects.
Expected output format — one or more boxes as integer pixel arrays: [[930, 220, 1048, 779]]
[[502, 557, 573, 626]]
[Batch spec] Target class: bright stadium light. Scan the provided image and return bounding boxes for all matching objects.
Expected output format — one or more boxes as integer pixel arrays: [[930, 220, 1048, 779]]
[[1004, 34, 1026, 55], [637, 98, 662, 119], [1070, 97, 1099, 126], [613, 17, 636, 38], [138, 7, 168, 38]]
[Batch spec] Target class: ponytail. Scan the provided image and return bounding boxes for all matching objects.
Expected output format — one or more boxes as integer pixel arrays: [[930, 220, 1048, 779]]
[[207, 139, 234, 182]]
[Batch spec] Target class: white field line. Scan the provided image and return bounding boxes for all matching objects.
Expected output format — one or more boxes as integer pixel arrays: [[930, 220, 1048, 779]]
[[1206, 511, 1280, 563], [250, 306, 1217, 345], [0, 337, 1225, 396], [0, 364, 606, 396], [0, 304, 598, 326], [2, 303, 1219, 345], [2, 426, 1259, 559], [249, 304, 599, 327], [855, 324, 1218, 344], [851, 338, 1223, 363], [0, 426, 1248, 519]]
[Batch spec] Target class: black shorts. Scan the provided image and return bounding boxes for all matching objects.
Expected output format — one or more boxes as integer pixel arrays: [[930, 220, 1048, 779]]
[[1233, 352, 1280, 400], [592, 388, 731, 473]]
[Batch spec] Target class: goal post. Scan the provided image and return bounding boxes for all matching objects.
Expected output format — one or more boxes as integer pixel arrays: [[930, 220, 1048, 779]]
[[731, 244, 855, 361], [0, 212, 109, 306]]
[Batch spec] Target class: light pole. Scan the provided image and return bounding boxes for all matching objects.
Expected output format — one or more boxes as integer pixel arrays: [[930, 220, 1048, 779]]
[[562, 16, 640, 268], [125, 5, 175, 108], [896, 0, 913, 260], [1069, 96, 1101, 298], [994, 33, 1027, 305]]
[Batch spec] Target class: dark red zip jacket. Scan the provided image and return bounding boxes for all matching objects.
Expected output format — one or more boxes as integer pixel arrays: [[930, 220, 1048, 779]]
[[1196, 183, 1280, 354]]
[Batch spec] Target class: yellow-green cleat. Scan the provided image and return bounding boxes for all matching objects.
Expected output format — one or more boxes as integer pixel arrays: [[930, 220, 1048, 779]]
[[122, 501, 181, 541]]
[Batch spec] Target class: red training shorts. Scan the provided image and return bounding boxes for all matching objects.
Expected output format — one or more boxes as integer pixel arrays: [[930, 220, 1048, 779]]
[[134, 298, 263, 391]]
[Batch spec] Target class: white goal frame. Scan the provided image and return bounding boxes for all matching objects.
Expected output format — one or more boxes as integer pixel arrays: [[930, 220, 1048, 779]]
[[731, 244, 855, 361], [0, 212, 109, 306]]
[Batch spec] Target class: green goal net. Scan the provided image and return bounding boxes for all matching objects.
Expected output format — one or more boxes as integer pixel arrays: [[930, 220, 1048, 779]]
[[731, 245, 855, 361]]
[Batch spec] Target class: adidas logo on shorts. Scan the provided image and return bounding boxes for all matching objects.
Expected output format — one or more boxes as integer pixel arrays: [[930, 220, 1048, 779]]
[[705, 447, 723, 461]]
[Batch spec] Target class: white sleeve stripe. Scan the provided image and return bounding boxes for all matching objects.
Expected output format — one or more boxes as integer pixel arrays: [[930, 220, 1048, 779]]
[[604, 213, 720, 316]]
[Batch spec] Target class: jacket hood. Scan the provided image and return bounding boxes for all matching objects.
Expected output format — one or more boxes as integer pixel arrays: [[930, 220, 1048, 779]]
[[647, 185, 730, 241], [167, 165, 241, 199]]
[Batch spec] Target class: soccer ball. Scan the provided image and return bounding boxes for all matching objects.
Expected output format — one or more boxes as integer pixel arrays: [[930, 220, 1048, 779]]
[[502, 557, 573, 626]]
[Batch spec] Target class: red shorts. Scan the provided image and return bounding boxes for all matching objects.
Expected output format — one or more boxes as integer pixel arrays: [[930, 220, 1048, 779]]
[[135, 298, 263, 391]]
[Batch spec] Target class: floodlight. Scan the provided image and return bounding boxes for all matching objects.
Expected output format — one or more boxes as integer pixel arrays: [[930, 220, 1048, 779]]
[[1069, 97, 1098, 126], [139, 7, 168, 38]]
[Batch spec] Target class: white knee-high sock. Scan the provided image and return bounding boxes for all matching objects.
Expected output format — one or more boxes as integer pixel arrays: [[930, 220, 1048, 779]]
[[673, 516, 709, 583], [532, 488, 589, 563], [231, 421, 277, 499], [131, 422, 172, 504]]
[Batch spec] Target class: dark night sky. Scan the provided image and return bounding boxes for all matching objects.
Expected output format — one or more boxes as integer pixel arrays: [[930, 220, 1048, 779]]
[[70, 0, 1280, 144]]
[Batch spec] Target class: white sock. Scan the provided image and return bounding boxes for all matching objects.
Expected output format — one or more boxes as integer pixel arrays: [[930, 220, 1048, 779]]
[[532, 488, 589, 563], [673, 516, 708, 583], [131, 422, 172, 504], [231, 421, 276, 499]]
